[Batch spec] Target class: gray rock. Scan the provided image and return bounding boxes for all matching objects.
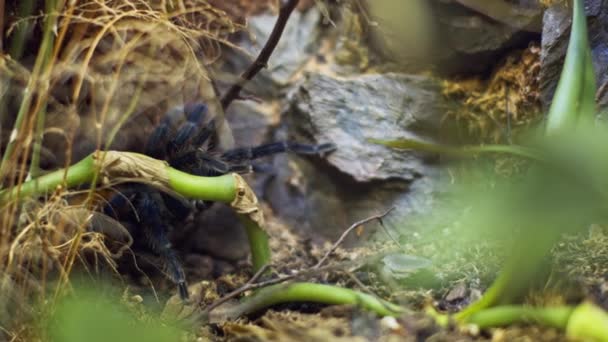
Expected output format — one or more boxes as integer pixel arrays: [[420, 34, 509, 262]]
[[257, 72, 444, 239], [369, 0, 542, 74], [540, 0, 608, 110], [290, 72, 446, 182], [263, 154, 437, 240], [433, 2, 541, 74], [218, 10, 449, 241]]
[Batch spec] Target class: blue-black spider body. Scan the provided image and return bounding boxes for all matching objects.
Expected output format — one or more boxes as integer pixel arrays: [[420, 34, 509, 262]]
[[105, 102, 335, 300]]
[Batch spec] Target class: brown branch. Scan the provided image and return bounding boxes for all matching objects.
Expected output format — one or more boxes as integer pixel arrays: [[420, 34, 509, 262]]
[[189, 262, 348, 324], [202, 263, 273, 314], [343, 271, 375, 295], [314, 207, 395, 269], [220, 0, 300, 110]]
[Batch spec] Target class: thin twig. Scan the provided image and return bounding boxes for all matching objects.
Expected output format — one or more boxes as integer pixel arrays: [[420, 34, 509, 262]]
[[220, 0, 299, 110], [314, 207, 395, 269], [193, 209, 395, 321], [343, 271, 375, 295], [192, 261, 365, 324], [202, 263, 274, 314], [379, 219, 405, 252]]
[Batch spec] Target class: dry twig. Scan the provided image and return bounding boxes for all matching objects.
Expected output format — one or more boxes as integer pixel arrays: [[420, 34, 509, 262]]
[[314, 207, 395, 269], [202, 263, 273, 314], [197, 207, 395, 320], [220, 0, 300, 109]]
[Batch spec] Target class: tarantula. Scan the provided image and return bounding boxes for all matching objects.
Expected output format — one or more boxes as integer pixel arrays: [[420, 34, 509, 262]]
[[104, 102, 335, 300]]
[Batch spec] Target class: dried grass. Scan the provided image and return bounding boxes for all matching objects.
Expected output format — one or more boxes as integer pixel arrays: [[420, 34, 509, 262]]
[[441, 44, 543, 143], [0, 0, 248, 336]]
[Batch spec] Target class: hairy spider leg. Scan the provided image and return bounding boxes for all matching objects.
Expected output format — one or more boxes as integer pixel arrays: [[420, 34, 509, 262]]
[[145, 107, 184, 159], [169, 149, 232, 177], [167, 103, 208, 157], [220, 141, 337, 163], [138, 191, 189, 300], [160, 192, 193, 221], [102, 187, 138, 222], [190, 118, 216, 151]]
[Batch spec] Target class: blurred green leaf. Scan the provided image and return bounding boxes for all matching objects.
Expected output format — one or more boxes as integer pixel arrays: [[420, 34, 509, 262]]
[[545, 0, 596, 134], [49, 289, 181, 342], [566, 302, 608, 341], [369, 138, 542, 160]]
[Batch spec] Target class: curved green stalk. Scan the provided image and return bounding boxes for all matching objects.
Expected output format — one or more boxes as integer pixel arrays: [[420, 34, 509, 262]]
[[566, 302, 608, 341], [167, 168, 236, 203], [455, 229, 560, 321], [0, 151, 270, 276], [8, 0, 36, 61], [459, 302, 608, 342], [0, 155, 96, 201], [465, 305, 573, 329], [545, 0, 595, 133], [239, 216, 271, 272], [1, 154, 239, 204], [29, 0, 59, 179], [234, 282, 406, 317], [1, 0, 62, 179], [458, 0, 596, 321], [369, 138, 543, 161]]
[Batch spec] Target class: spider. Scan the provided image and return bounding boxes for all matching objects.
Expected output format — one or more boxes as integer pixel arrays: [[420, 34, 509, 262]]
[[104, 102, 335, 300]]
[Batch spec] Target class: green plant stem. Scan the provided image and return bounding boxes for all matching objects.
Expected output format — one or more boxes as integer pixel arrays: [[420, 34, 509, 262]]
[[235, 282, 406, 317], [29, 0, 59, 178], [461, 302, 608, 342], [167, 168, 236, 203], [566, 302, 608, 341], [1, 153, 239, 204], [8, 0, 37, 61], [240, 216, 271, 272], [169, 168, 270, 272], [465, 305, 573, 329], [369, 138, 543, 161], [545, 0, 595, 133], [1, 152, 401, 321], [0, 151, 271, 277], [455, 229, 559, 321], [0, 0, 59, 179], [458, 0, 596, 322], [1, 155, 96, 201]]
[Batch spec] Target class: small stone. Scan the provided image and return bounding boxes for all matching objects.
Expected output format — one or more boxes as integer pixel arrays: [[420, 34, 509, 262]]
[[380, 316, 401, 331], [130, 295, 143, 304]]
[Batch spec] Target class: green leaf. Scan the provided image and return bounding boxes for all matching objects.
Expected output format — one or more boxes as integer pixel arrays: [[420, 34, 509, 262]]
[[545, 0, 596, 134], [369, 138, 542, 160], [49, 290, 182, 342], [566, 302, 608, 341]]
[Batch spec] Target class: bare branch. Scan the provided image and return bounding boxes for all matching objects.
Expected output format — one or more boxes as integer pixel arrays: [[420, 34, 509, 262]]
[[202, 263, 273, 314], [220, 0, 300, 110], [314, 207, 395, 269], [190, 208, 395, 322]]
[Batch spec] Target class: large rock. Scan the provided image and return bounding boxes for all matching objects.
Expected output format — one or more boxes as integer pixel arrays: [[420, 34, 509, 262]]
[[259, 72, 446, 239], [540, 0, 608, 110], [368, 0, 542, 75], [290, 72, 446, 182]]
